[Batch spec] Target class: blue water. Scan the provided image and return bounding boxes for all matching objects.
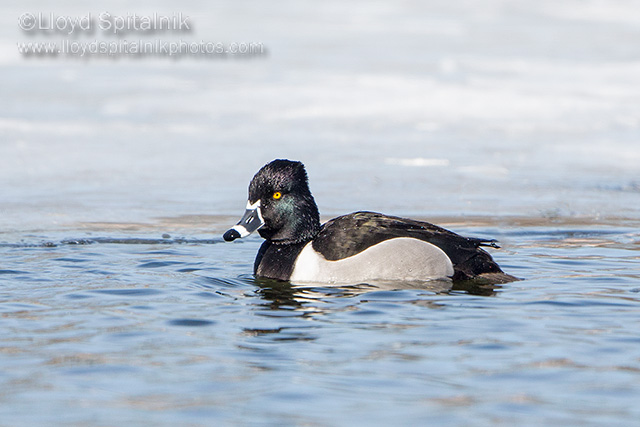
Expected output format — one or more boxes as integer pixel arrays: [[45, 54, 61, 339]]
[[2, 0, 640, 425], [1, 219, 639, 426]]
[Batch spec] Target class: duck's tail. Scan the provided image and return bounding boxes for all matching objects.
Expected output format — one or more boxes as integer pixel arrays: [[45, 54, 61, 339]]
[[470, 238, 501, 249], [451, 237, 520, 283]]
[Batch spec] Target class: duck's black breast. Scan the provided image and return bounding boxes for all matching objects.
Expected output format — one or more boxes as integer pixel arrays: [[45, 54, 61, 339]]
[[254, 240, 307, 281], [311, 211, 504, 281]]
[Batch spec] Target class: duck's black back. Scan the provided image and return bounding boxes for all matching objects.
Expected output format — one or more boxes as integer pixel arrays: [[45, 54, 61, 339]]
[[311, 211, 504, 281]]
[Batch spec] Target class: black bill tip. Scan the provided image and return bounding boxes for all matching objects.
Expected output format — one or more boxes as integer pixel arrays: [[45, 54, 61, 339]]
[[223, 229, 241, 242]]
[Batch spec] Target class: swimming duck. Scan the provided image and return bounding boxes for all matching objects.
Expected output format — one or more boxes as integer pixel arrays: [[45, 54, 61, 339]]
[[223, 159, 515, 284]]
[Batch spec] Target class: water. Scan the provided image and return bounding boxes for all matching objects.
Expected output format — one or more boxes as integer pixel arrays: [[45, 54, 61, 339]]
[[2, 0, 640, 425], [1, 218, 639, 426]]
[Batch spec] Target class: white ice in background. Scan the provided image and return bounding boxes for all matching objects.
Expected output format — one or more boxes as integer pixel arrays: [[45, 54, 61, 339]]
[[1, 0, 639, 232], [385, 158, 451, 167]]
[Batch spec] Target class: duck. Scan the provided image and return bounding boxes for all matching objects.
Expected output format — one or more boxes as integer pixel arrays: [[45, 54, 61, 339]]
[[223, 159, 516, 285]]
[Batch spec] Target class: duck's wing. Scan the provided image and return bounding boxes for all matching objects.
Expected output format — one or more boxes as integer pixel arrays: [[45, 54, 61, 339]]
[[312, 211, 505, 281]]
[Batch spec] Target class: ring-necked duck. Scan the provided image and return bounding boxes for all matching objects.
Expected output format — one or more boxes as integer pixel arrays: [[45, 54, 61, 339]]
[[223, 159, 516, 284]]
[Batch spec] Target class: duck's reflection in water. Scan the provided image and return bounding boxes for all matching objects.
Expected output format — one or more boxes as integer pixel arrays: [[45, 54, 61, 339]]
[[251, 276, 502, 313], [237, 277, 503, 349]]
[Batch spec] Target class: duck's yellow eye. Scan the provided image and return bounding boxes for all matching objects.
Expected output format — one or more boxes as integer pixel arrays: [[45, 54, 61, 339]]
[[272, 191, 282, 200]]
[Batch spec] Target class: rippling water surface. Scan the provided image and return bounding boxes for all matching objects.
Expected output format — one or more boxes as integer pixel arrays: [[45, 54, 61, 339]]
[[2, 217, 639, 426], [2, 0, 640, 424]]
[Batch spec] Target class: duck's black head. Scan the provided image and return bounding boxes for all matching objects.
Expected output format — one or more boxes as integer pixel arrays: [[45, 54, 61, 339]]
[[223, 159, 321, 244]]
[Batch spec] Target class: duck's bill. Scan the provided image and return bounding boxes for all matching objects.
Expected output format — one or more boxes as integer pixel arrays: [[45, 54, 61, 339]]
[[223, 200, 265, 242]]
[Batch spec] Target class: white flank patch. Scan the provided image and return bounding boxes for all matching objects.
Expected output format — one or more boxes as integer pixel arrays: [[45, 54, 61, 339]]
[[290, 237, 454, 285]]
